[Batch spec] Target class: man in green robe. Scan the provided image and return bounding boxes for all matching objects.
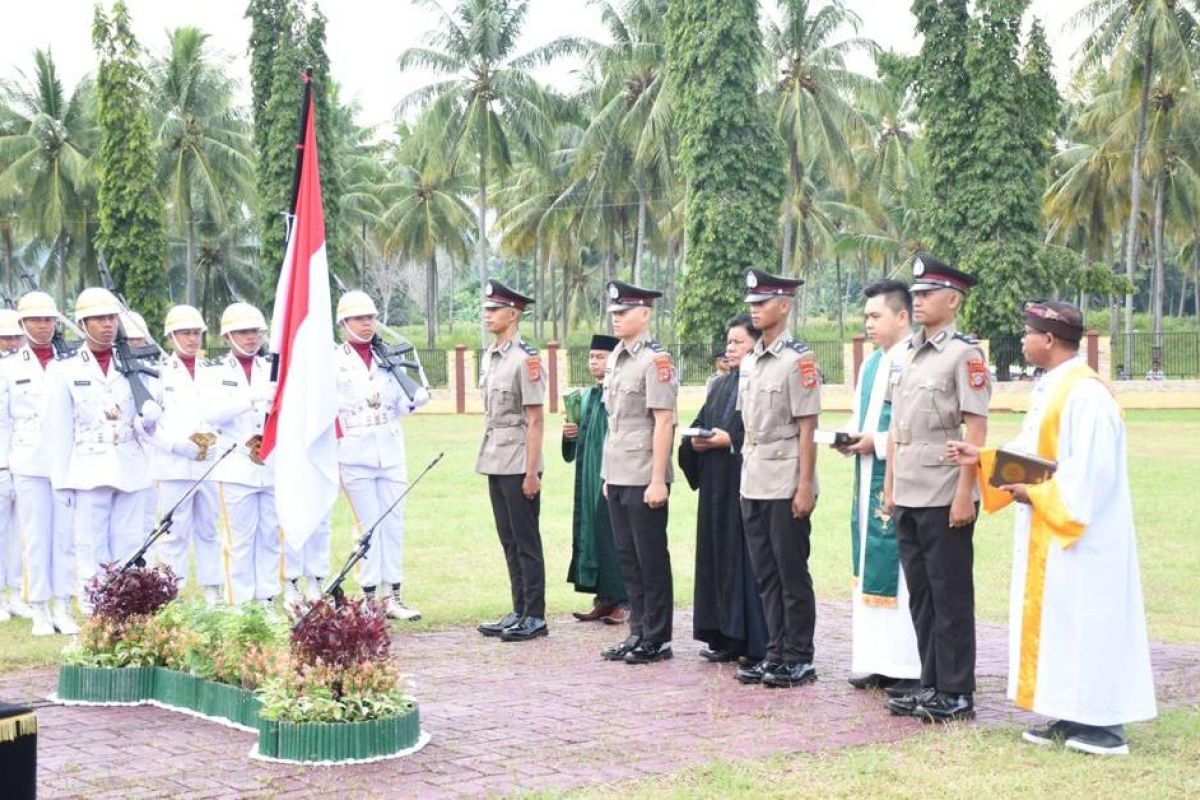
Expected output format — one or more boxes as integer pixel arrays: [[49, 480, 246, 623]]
[[563, 334, 629, 623]]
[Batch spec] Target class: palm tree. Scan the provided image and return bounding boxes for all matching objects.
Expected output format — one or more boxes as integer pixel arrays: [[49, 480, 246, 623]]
[[398, 0, 578, 346], [150, 27, 253, 306], [0, 49, 93, 305]]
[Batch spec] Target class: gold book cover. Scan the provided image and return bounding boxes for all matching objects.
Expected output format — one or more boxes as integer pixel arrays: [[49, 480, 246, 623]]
[[989, 447, 1057, 488]]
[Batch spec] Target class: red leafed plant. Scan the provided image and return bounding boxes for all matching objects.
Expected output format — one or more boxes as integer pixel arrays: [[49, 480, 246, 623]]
[[85, 562, 179, 623], [290, 596, 390, 670]]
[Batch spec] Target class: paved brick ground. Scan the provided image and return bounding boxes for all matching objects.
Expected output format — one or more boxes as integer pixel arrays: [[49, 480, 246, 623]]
[[5, 600, 1199, 799]]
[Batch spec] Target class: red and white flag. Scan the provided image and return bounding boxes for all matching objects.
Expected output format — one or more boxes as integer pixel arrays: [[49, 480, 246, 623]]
[[260, 76, 339, 548]]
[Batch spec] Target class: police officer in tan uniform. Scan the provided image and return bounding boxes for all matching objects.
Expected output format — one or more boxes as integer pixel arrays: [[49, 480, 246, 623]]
[[475, 280, 548, 643], [734, 269, 822, 688], [599, 280, 678, 665], [883, 254, 990, 723]]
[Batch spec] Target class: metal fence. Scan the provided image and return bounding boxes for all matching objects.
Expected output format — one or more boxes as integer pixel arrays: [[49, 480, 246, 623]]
[[1111, 331, 1200, 379], [566, 340, 845, 387]]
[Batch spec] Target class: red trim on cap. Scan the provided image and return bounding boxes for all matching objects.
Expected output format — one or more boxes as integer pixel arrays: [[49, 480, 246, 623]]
[[615, 296, 652, 306], [920, 271, 969, 292], [753, 284, 794, 296]]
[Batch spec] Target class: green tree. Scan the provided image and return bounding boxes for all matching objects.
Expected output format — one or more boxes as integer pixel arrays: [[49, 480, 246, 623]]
[[665, 0, 784, 340], [92, 1, 168, 329]]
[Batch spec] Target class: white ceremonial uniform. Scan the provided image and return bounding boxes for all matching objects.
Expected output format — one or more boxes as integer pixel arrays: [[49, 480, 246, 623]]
[[1003, 357, 1156, 726], [0, 351, 22, 597], [44, 348, 158, 592], [334, 342, 424, 590], [147, 353, 222, 588], [201, 353, 279, 604], [0, 348, 75, 603]]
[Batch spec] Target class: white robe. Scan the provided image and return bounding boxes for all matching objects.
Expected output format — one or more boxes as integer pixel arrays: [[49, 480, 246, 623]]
[[1004, 356, 1156, 725], [846, 339, 920, 678]]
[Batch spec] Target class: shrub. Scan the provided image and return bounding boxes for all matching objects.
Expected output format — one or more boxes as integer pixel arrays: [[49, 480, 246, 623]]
[[290, 596, 390, 670], [85, 562, 178, 624]]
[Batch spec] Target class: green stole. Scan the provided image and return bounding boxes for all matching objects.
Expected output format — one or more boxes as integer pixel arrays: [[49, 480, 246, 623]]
[[850, 348, 899, 606], [574, 386, 607, 586]]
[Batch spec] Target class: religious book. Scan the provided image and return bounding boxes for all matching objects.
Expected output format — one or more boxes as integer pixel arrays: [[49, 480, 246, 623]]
[[563, 389, 582, 424], [989, 447, 1057, 488]]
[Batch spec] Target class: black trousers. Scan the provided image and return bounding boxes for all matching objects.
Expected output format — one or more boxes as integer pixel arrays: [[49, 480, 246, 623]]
[[740, 498, 816, 664], [894, 505, 976, 694], [487, 474, 546, 618], [606, 485, 672, 643]]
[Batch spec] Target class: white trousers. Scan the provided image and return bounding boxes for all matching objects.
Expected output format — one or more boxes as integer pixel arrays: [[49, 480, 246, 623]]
[[74, 487, 146, 593], [13, 475, 74, 602], [342, 465, 408, 589], [0, 473, 22, 591], [217, 482, 280, 604], [154, 479, 222, 588], [282, 512, 332, 581]]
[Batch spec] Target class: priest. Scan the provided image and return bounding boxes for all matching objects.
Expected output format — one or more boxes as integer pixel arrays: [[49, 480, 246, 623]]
[[946, 300, 1156, 756], [836, 281, 921, 694], [563, 334, 628, 623]]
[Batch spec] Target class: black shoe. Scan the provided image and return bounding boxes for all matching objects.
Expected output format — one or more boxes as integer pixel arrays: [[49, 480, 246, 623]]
[[477, 611, 520, 637], [762, 663, 818, 688], [737, 654, 762, 668], [602, 635, 641, 661], [1064, 725, 1129, 756], [914, 691, 975, 723], [624, 641, 673, 664], [499, 616, 548, 642], [848, 673, 895, 690], [699, 647, 740, 663], [886, 686, 936, 716], [735, 660, 781, 685], [1023, 719, 1082, 747], [883, 678, 923, 698]]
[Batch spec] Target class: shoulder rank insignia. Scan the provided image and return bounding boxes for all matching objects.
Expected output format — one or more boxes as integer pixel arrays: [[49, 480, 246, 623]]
[[966, 357, 988, 389], [788, 339, 813, 357], [518, 340, 539, 357], [954, 332, 980, 345], [647, 340, 666, 354]]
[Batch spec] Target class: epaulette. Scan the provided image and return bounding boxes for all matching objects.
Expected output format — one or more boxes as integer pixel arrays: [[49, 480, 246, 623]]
[[519, 341, 539, 357], [202, 355, 225, 368], [647, 340, 666, 354], [0, 349, 18, 360], [953, 332, 979, 345], [788, 339, 813, 357]]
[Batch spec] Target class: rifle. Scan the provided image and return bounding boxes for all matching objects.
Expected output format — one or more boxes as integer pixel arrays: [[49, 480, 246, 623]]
[[95, 256, 162, 413], [330, 272, 430, 397], [17, 264, 84, 357]]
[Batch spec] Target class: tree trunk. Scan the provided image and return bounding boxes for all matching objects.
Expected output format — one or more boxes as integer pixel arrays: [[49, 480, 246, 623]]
[[534, 233, 543, 339], [780, 210, 794, 275], [1123, 52, 1154, 370], [185, 210, 197, 305], [835, 253, 844, 340], [425, 251, 438, 348], [477, 154, 489, 351], [1106, 229, 1118, 344], [665, 241, 677, 343], [561, 249, 570, 342], [448, 251, 457, 336], [1152, 169, 1166, 348], [548, 245, 558, 341], [57, 233, 67, 309], [634, 184, 648, 285]]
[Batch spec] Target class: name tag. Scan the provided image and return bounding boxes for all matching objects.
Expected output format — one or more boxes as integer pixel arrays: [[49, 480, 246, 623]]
[[222, 380, 238, 387], [74, 380, 91, 386], [15, 378, 30, 385]]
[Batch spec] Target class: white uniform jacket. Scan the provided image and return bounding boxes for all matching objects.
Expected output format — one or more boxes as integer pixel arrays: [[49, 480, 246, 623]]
[[0, 347, 57, 478], [200, 353, 274, 488], [45, 348, 157, 492], [149, 353, 220, 481], [334, 343, 421, 471]]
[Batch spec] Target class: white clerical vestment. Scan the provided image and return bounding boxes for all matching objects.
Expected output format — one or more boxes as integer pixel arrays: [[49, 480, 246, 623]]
[[983, 356, 1156, 726], [846, 339, 920, 678]]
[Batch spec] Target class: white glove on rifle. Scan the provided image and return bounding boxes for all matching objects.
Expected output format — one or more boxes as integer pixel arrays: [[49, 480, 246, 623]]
[[172, 440, 203, 460]]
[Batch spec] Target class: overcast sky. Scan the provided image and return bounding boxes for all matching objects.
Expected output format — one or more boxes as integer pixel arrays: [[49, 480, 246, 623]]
[[2, 0, 1089, 133]]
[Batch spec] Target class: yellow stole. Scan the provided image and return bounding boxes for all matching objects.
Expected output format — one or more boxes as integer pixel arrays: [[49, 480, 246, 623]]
[[977, 363, 1099, 709]]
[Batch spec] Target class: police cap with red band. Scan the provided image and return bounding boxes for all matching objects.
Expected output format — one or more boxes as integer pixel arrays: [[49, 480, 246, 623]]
[[482, 279, 535, 310], [744, 268, 804, 303], [606, 280, 663, 312], [910, 253, 979, 294]]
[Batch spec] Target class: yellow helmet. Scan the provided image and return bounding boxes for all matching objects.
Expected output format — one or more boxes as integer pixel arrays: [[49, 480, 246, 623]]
[[119, 310, 149, 340], [163, 304, 208, 336], [16, 291, 58, 320], [336, 291, 379, 323], [220, 302, 267, 336], [0, 309, 23, 337], [74, 287, 122, 322]]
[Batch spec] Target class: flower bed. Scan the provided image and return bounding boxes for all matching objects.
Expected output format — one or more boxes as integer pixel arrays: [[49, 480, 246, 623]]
[[56, 563, 425, 762]]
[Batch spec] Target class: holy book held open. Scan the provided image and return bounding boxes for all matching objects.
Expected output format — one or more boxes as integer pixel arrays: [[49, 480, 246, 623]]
[[989, 447, 1057, 488]]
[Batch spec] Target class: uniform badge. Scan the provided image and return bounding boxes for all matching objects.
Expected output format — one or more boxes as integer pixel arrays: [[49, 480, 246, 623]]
[[799, 357, 819, 389], [525, 356, 542, 383], [967, 358, 988, 389], [105, 405, 121, 421], [366, 391, 381, 409], [654, 353, 673, 384]]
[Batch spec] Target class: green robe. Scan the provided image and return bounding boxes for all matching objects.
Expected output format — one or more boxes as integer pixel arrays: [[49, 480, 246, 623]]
[[563, 385, 627, 602]]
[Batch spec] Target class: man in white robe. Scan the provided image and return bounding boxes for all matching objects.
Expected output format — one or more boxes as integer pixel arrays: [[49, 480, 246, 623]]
[[948, 300, 1155, 756], [837, 280, 921, 693]]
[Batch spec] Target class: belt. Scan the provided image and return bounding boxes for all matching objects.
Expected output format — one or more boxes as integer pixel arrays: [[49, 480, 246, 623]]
[[342, 410, 393, 429], [75, 426, 134, 446]]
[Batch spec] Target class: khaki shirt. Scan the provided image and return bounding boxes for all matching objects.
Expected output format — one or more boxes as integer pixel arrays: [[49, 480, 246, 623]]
[[888, 324, 991, 507], [738, 334, 822, 500], [475, 336, 545, 476], [601, 336, 677, 486]]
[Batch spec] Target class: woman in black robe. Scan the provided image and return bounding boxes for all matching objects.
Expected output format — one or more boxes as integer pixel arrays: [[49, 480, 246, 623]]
[[678, 314, 768, 663]]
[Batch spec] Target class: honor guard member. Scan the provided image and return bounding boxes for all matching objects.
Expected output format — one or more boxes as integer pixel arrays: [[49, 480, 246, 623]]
[[45, 288, 163, 609], [148, 305, 223, 602], [475, 280, 548, 642], [0, 292, 75, 634], [334, 290, 428, 620], [120, 309, 161, 544], [734, 269, 821, 688], [883, 254, 990, 723], [201, 303, 279, 608], [0, 310, 25, 624], [599, 280, 678, 665]]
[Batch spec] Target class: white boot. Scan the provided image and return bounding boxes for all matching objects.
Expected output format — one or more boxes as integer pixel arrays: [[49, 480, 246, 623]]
[[303, 576, 323, 601], [51, 597, 80, 635], [30, 602, 55, 637], [8, 591, 34, 619], [385, 586, 421, 621], [202, 585, 221, 606]]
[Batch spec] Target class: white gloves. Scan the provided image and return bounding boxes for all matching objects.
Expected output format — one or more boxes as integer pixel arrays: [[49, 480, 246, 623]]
[[408, 386, 431, 411], [172, 440, 203, 460], [140, 400, 164, 423]]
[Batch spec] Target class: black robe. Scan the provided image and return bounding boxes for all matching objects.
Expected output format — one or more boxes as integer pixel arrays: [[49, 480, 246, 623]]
[[678, 370, 768, 657]]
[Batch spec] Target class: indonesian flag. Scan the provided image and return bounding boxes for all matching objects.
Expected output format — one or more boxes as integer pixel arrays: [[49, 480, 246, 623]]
[[260, 76, 339, 547]]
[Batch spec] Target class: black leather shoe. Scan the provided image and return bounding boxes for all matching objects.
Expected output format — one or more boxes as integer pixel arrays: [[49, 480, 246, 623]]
[[1064, 724, 1129, 756], [735, 660, 781, 685], [499, 616, 548, 642], [762, 662, 818, 688], [737, 654, 762, 668], [699, 647, 740, 663], [847, 673, 894, 690], [1023, 719, 1081, 747], [886, 686, 936, 716], [624, 641, 673, 664], [883, 678, 922, 698], [477, 611, 520, 637], [914, 691, 975, 723], [602, 635, 641, 661]]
